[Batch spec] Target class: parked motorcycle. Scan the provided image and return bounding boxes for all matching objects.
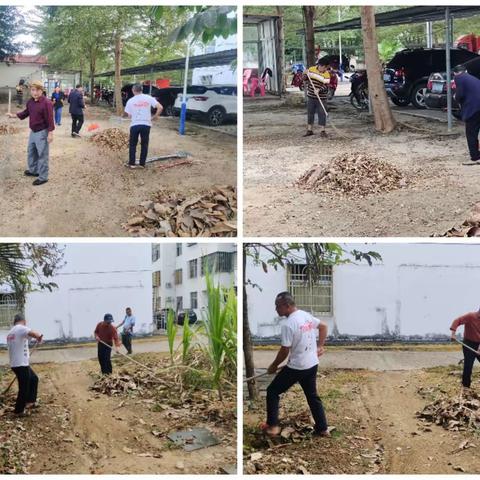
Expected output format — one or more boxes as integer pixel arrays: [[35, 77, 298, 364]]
[[349, 69, 369, 111]]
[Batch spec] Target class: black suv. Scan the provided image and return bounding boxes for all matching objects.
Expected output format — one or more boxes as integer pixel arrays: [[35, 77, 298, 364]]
[[383, 48, 479, 109]]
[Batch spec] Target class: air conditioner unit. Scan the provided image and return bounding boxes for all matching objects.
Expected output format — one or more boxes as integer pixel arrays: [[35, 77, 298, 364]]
[[166, 282, 172, 289]]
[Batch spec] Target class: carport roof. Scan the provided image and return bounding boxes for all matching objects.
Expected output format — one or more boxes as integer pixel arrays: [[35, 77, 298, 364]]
[[95, 49, 237, 78], [244, 14, 281, 25], [296, 6, 480, 34]]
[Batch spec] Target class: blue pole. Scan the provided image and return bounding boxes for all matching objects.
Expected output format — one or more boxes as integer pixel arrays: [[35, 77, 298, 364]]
[[179, 41, 191, 136]]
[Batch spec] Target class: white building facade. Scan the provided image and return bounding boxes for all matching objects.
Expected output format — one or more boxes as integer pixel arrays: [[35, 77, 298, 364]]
[[0, 243, 153, 344], [247, 243, 480, 341], [151, 242, 237, 324]]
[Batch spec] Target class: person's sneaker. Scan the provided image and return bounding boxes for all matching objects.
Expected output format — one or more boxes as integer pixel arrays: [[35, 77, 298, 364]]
[[319, 130, 328, 138], [24, 170, 39, 177], [303, 130, 314, 137], [26, 402, 40, 410], [13, 411, 28, 418], [125, 164, 138, 169], [462, 159, 480, 166], [32, 179, 48, 186], [71, 133, 76, 138], [72, 132, 81, 138], [138, 165, 146, 169]]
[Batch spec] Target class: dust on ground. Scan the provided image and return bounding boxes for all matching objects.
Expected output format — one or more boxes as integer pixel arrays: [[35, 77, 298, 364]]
[[0, 104, 236, 236], [243, 98, 480, 237], [0, 352, 236, 474], [243, 365, 480, 474]]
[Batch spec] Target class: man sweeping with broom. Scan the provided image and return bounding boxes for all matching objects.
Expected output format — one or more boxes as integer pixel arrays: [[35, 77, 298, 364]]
[[303, 59, 331, 138], [94, 313, 121, 375], [262, 292, 330, 438], [6, 314, 43, 417], [450, 308, 480, 390]]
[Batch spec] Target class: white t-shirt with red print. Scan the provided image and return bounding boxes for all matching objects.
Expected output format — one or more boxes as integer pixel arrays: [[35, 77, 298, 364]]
[[281, 309, 321, 370], [7, 324, 31, 368]]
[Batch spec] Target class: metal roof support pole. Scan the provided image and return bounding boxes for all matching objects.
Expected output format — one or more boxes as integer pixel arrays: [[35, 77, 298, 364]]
[[150, 68, 153, 94], [179, 39, 191, 136], [426, 21, 433, 48], [445, 7, 452, 132]]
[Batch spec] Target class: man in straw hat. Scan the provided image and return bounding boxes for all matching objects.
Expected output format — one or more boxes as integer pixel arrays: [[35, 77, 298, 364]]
[[6, 80, 54, 186]]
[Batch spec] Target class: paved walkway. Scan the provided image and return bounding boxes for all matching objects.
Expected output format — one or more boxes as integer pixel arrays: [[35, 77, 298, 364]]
[[252, 348, 462, 372]]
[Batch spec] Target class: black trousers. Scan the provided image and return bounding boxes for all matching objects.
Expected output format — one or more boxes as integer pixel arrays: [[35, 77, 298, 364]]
[[71, 114, 84, 134], [11, 366, 38, 414], [266, 364, 328, 433], [97, 342, 113, 375], [121, 333, 132, 354], [462, 339, 480, 387], [129, 125, 151, 166], [465, 110, 480, 160]]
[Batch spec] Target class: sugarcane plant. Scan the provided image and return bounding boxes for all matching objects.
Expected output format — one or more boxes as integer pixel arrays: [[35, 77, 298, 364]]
[[201, 270, 237, 400], [166, 308, 177, 364], [181, 311, 194, 363]]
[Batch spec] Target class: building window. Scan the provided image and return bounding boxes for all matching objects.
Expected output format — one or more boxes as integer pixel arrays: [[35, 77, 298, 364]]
[[152, 244, 161, 262], [287, 264, 333, 316], [190, 291, 198, 309], [0, 294, 17, 329], [176, 244, 182, 256], [189, 259, 198, 278], [174, 268, 183, 285], [152, 287, 161, 313], [201, 252, 234, 276], [152, 271, 161, 287], [176, 296, 183, 311]]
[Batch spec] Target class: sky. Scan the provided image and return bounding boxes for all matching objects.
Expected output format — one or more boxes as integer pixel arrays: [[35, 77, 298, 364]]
[[16, 6, 40, 55]]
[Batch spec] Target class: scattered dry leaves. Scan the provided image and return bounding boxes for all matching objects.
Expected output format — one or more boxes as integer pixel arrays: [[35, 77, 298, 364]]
[[90, 128, 129, 151]]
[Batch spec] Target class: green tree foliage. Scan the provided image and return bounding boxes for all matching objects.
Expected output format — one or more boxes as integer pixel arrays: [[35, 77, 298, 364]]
[[0, 6, 25, 61], [0, 243, 64, 309]]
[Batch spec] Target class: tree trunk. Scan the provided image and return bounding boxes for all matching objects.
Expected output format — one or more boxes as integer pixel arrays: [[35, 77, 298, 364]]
[[89, 55, 96, 106], [114, 31, 123, 116], [276, 6, 286, 96], [360, 6, 396, 133], [303, 6, 316, 67], [243, 245, 258, 401]]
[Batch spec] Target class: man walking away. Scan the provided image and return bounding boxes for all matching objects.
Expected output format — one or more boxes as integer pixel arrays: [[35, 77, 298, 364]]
[[6, 80, 54, 186], [124, 83, 162, 169], [453, 65, 480, 164], [264, 292, 330, 437], [94, 313, 121, 375], [303, 59, 331, 138], [68, 84, 86, 138], [450, 308, 480, 389], [116, 307, 136, 354], [51, 86, 65, 126], [7, 313, 43, 416]]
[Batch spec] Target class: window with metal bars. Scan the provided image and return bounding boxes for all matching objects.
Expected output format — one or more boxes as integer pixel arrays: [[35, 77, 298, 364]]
[[152, 287, 161, 313], [0, 294, 17, 329], [174, 269, 183, 285], [152, 271, 161, 287], [190, 291, 198, 309], [176, 296, 183, 311], [152, 245, 161, 262], [201, 252, 234, 276], [287, 264, 333, 316], [176, 244, 182, 256], [189, 259, 198, 278]]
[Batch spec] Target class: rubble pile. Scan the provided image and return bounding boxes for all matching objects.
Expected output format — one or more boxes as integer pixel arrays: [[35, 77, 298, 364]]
[[0, 124, 19, 135], [90, 128, 129, 151], [296, 152, 408, 198], [417, 390, 480, 432], [123, 185, 237, 237]]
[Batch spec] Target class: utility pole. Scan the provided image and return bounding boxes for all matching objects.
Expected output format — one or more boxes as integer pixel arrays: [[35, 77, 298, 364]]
[[338, 6, 343, 78]]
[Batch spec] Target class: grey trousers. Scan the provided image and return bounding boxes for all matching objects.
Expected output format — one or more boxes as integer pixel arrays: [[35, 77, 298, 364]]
[[27, 129, 49, 181], [307, 97, 327, 127]]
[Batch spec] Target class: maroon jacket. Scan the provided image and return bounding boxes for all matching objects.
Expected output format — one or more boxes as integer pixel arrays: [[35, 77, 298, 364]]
[[17, 95, 55, 133]]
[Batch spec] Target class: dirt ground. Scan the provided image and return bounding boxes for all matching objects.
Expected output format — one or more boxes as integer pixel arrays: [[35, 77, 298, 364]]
[[243, 365, 480, 474], [0, 352, 236, 474], [243, 97, 480, 237], [0, 104, 236, 236]]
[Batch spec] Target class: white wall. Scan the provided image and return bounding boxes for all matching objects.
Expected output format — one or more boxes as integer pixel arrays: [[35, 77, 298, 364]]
[[247, 243, 480, 339], [0, 243, 152, 343], [0, 64, 46, 88]]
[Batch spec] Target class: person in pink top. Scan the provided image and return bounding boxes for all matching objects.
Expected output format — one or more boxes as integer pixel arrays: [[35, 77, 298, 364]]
[[450, 308, 480, 388]]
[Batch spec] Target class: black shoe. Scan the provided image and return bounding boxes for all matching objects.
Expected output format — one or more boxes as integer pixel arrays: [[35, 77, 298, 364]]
[[71, 133, 76, 138], [32, 179, 48, 186], [24, 170, 39, 177], [319, 131, 328, 138], [303, 130, 314, 137]]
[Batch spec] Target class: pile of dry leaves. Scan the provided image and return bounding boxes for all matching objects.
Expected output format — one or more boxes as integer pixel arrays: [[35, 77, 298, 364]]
[[417, 390, 480, 432], [90, 128, 129, 151], [123, 185, 237, 237], [296, 152, 408, 198], [0, 124, 19, 135]]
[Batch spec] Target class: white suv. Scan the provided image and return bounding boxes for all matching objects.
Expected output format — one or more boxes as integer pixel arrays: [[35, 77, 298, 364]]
[[173, 85, 237, 126]]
